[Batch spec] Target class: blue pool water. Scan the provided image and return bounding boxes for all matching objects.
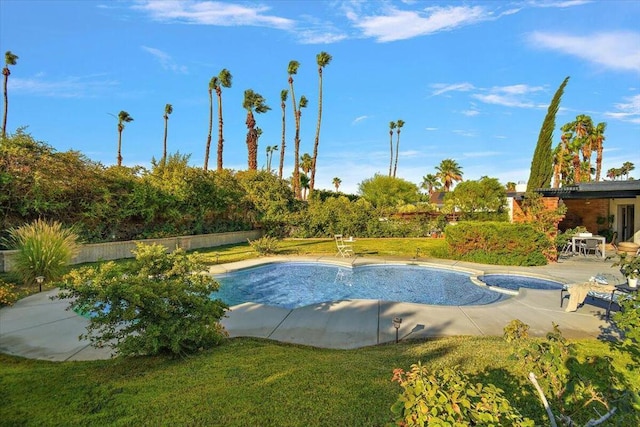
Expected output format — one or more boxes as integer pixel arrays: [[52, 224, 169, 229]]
[[479, 274, 564, 291], [214, 262, 510, 309]]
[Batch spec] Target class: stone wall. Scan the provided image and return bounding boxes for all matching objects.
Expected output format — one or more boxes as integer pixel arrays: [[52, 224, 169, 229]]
[[0, 230, 262, 273], [558, 199, 609, 233]]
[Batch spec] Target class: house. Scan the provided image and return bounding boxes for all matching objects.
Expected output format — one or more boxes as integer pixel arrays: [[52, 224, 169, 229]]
[[509, 180, 640, 244]]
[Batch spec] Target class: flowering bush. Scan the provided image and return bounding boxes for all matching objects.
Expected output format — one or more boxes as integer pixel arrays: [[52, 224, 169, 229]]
[[0, 280, 18, 306]]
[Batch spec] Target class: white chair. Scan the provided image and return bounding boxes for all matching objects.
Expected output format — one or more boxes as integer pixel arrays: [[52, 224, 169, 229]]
[[579, 238, 602, 258], [334, 234, 354, 258]]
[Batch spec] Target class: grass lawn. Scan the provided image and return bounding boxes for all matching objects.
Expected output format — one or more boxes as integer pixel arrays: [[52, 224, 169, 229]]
[[1, 336, 636, 426]]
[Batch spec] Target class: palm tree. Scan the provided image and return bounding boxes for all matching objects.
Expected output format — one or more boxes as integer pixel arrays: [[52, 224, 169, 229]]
[[2, 50, 18, 138], [287, 60, 301, 197], [266, 145, 278, 172], [204, 76, 215, 171], [278, 89, 288, 179], [505, 182, 517, 192], [393, 119, 405, 178], [243, 89, 270, 170], [116, 110, 134, 166], [310, 51, 332, 195], [606, 167, 618, 181], [293, 95, 308, 199], [621, 161, 635, 179], [592, 122, 606, 182], [332, 177, 341, 192], [435, 158, 463, 191], [213, 69, 232, 171], [162, 103, 173, 163], [300, 153, 313, 176], [300, 173, 310, 200], [388, 121, 396, 176], [421, 173, 441, 196]]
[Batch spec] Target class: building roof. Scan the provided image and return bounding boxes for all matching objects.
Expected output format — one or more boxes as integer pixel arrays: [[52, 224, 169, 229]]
[[535, 180, 640, 199]]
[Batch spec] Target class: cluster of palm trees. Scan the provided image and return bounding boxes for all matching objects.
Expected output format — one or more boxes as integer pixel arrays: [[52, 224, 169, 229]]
[[388, 120, 405, 178], [421, 158, 464, 195], [607, 162, 635, 181], [552, 114, 607, 187]]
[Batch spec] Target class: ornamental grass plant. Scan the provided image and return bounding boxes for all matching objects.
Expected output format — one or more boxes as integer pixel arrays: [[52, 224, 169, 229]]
[[6, 219, 79, 287]]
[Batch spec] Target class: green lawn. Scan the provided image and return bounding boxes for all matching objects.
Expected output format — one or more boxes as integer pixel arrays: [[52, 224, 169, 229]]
[[1, 336, 636, 426]]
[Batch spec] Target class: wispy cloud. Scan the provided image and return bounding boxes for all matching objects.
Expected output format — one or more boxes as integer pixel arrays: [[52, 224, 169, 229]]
[[431, 82, 475, 96], [349, 5, 491, 42], [528, 31, 640, 73], [11, 74, 119, 98], [462, 109, 480, 117], [528, 0, 592, 8], [462, 151, 502, 158], [132, 0, 295, 29], [604, 93, 640, 124], [473, 84, 545, 108], [453, 129, 476, 137], [141, 46, 187, 74], [352, 115, 369, 124]]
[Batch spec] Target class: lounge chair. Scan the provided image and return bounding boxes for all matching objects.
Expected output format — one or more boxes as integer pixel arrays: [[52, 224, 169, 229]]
[[335, 234, 354, 258]]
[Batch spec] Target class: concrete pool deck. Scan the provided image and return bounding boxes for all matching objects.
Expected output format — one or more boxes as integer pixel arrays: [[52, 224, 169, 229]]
[[0, 255, 624, 361]]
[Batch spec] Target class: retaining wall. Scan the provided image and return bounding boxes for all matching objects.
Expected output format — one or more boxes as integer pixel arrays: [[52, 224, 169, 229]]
[[0, 230, 261, 273]]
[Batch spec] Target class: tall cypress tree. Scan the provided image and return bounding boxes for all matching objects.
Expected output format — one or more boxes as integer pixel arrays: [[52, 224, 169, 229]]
[[527, 76, 570, 191]]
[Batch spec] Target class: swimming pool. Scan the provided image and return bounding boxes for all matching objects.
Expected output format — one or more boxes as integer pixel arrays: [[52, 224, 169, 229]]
[[214, 262, 510, 309], [479, 274, 564, 291]]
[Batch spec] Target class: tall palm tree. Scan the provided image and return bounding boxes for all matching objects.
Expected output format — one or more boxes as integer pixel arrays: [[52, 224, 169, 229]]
[[435, 158, 463, 191], [388, 121, 396, 176], [162, 103, 173, 163], [421, 173, 441, 196], [300, 153, 313, 176], [266, 145, 278, 172], [278, 89, 288, 179], [204, 76, 215, 171], [621, 161, 635, 179], [333, 177, 341, 192], [393, 119, 405, 178], [592, 122, 606, 182], [293, 95, 308, 199], [2, 51, 18, 138], [116, 111, 134, 166], [287, 60, 301, 197], [213, 68, 232, 171], [310, 51, 332, 194], [243, 89, 270, 170]]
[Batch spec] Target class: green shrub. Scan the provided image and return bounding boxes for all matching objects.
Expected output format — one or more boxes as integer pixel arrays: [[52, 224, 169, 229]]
[[445, 221, 548, 266], [0, 280, 18, 306], [58, 243, 228, 357], [6, 219, 80, 286], [248, 236, 280, 256], [390, 362, 533, 426]]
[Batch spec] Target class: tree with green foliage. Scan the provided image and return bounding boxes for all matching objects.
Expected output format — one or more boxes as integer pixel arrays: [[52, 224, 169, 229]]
[[388, 121, 396, 176], [393, 119, 404, 178], [59, 243, 228, 357], [7, 219, 79, 287], [310, 51, 332, 194], [213, 68, 232, 171], [115, 110, 133, 166], [2, 50, 18, 138], [358, 174, 420, 209], [446, 176, 506, 217], [243, 89, 270, 170], [527, 76, 569, 191], [162, 103, 173, 163], [278, 89, 288, 179], [435, 158, 463, 191], [421, 173, 441, 196], [332, 176, 341, 192], [265, 145, 278, 172]]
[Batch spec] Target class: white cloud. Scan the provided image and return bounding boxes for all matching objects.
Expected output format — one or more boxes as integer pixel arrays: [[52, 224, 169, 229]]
[[604, 94, 640, 123], [132, 0, 295, 29], [141, 46, 188, 74], [462, 151, 502, 158], [453, 129, 476, 137], [431, 82, 475, 96], [352, 115, 369, 124], [11, 74, 119, 98], [528, 31, 640, 73], [462, 109, 480, 117], [528, 0, 592, 8], [351, 5, 490, 42], [473, 84, 545, 108], [425, 127, 438, 131]]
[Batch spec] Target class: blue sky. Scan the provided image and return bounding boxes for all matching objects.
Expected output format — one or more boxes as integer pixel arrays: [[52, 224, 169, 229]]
[[1, 0, 639, 194]]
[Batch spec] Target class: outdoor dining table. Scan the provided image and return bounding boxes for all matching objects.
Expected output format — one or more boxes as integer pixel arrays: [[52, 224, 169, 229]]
[[571, 235, 606, 259]]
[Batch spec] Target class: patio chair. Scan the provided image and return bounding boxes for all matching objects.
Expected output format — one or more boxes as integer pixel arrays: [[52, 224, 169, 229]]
[[558, 241, 574, 258], [334, 234, 354, 258], [579, 238, 602, 258]]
